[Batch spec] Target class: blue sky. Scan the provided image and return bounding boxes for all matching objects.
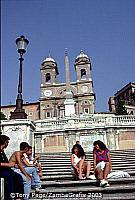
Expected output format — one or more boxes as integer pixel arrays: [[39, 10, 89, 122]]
[[1, 0, 135, 112]]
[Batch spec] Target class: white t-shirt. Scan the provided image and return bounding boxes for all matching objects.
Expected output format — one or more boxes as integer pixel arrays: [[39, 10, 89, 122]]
[[72, 154, 81, 166], [23, 153, 37, 165]]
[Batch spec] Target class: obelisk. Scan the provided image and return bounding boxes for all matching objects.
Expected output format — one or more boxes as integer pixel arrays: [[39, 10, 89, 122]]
[[64, 49, 75, 116]]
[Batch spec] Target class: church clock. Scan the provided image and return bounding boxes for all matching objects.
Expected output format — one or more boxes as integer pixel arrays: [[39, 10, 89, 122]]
[[44, 90, 52, 97], [81, 85, 88, 93]]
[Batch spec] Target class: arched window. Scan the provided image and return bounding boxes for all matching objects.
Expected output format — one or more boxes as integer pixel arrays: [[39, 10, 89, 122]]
[[81, 69, 86, 79], [46, 73, 51, 83]]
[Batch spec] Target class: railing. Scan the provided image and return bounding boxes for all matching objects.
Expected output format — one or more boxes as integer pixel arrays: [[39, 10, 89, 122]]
[[35, 114, 135, 132]]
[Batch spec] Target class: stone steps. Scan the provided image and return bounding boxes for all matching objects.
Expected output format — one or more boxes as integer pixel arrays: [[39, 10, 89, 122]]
[[41, 168, 135, 175], [35, 150, 135, 199], [39, 152, 135, 157], [40, 171, 135, 181], [41, 164, 135, 169], [41, 162, 135, 166], [41, 177, 135, 188], [31, 183, 135, 198], [39, 153, 135, 158]]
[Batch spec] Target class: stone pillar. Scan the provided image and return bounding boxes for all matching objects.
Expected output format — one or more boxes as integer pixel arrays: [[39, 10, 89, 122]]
[[115, 130, 119, 150], [76, 132, 80, 143], [68, 132, 76, 152], [103, 131, 107, 146], [106, 128, 116, 150], [1, 119, 35, 158], [41, 136, 45, 153], [63, 133, 69, 152], [97, 130, 105, 143], [35, 134, 42, 153]]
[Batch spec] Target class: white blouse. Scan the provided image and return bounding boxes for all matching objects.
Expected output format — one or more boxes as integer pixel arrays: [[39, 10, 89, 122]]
[[72, 154, 81, 166]]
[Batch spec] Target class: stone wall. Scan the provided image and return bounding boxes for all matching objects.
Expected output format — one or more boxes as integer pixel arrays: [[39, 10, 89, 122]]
[[1, 119, 35, 158], [34, 114, 135, 153], [1, 115, 135, 155], [118, 130, 135, 149]]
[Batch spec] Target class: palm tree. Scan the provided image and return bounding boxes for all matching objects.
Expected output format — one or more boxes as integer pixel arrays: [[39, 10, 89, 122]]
[[0, 112, 7, 120], [116, 101, 127, 115]]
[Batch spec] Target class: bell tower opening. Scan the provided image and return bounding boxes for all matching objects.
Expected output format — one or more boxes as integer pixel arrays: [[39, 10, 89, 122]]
[[81, 68, 86, 79], [46, 73, 51, 83]]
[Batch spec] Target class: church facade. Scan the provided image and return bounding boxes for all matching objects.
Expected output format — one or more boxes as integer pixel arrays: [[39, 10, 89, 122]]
[[1, 51, 135, 154], [39, 51, 95, 119]]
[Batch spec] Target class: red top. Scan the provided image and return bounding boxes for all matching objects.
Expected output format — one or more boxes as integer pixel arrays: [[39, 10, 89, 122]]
[[94, 149, 109, 164]]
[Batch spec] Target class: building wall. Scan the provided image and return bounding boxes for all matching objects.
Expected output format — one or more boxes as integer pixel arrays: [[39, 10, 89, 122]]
[[1, 102, 40, 121], [108, 83, 135, 114], [118, 130, 135, 149], [40, 82, 95, 119]]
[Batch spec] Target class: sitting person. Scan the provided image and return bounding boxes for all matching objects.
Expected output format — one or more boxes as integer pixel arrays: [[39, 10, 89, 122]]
[[0, 135, 24, 200], [93, 140, 112, 187], [9, 142, 41, 199], [22, 146, 42, 177], [71, 143, 91, 180]]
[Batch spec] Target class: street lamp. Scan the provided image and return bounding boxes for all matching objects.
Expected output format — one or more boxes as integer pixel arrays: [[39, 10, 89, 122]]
[[10, 35, 29, 119]]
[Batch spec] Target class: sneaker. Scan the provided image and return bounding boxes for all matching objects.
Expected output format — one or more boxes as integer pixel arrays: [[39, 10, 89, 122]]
[[86, 175, 96, 180], [104, 183, 110, 187], [35, 187, 42, 193], [100, 179, 108, 187], [31, 185, 35, 189]]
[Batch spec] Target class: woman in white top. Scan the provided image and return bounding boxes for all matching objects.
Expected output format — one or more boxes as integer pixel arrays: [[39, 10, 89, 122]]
[[71, 144, 91, 180]]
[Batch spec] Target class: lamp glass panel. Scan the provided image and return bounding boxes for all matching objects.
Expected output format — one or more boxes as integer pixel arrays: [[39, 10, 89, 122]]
[[17, 40, 27, 50]]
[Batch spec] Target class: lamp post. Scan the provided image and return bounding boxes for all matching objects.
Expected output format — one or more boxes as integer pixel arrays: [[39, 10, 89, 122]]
[[10, 35, 29, 119]]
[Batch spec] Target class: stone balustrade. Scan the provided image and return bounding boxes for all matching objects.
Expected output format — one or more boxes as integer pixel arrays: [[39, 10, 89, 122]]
[[35, 114, 135, 132]]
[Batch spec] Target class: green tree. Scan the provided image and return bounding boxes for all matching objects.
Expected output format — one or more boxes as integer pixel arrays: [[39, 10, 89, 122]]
[[0, 111, 7, 120], [116, 101, 128, 115]]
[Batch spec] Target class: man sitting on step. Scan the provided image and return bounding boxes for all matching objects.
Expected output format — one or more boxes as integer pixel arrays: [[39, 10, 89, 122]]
[[10, 142, 41, 199]]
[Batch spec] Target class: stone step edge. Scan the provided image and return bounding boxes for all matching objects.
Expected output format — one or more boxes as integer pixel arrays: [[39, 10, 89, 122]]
[[42, 170, 135, 174], [41, 174, 135, 180], [37, 184, 135, 193], [102, 195, 135, 200], [41, 177, 135, 186]]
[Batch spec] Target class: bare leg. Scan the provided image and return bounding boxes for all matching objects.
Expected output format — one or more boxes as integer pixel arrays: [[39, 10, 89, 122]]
[[95, 168, 103, 181], [103, 162, 110, 180], [86, 161, 91, 178], [78, 160, 85, 179], [38, 171, 43, 177]]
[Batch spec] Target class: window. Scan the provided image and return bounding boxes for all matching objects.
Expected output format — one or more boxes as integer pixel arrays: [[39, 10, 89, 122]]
[[130, 111, 134, 115], [81, 69, 86, 79], [46, 112, 51, 118], [84, 108, 89, 114], [46, 73, 51, 82]]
